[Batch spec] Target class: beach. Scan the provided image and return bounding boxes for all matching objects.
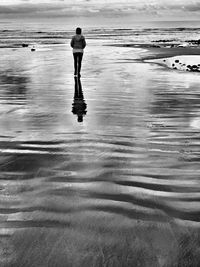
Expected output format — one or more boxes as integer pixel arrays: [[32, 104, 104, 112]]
[[1, 23, 200, 266]]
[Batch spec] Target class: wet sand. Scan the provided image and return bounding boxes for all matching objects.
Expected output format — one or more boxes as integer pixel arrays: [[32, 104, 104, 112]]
[[109, 43, 200, 59], [141, 46, 200, 62], [0, 43, 200, 266]]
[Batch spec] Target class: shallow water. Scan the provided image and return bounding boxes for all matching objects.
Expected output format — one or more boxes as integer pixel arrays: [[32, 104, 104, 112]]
[[1, 21, 200, 48], [0, 43, 200, 266]]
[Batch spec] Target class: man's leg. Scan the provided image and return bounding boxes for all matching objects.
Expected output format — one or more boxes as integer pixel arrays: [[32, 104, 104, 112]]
[[77, 53, 83, 75], [73, 53, 78, 75]]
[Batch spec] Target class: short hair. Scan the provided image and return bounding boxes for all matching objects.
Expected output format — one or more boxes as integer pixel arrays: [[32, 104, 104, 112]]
[[76, 27, 82, 34]]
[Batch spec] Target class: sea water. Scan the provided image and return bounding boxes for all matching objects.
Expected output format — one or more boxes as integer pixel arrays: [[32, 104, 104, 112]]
[[0, 20, 200, 48], [0, 20, 200, 266]]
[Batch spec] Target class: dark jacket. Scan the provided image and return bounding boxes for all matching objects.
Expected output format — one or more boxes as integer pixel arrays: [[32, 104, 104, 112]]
[[70, 34, 86, 49]]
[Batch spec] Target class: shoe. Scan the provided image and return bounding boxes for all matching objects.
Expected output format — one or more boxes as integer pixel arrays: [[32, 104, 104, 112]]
[[78, 73, 81, 77]]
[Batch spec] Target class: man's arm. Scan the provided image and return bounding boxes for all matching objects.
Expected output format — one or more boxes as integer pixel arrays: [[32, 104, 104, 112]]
[[82, 38, 86, 49], [70, 37, 74, 48]]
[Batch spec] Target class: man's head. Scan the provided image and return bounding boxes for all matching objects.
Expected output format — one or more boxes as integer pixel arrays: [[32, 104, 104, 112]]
[[76, 27, 82, 35]]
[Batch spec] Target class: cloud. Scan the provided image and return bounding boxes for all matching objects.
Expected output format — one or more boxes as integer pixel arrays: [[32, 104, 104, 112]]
[[0, 3, 72, 17], [0, 0, 199, 19], [183, 3, 200, 12], [0, 2, 134, 18]]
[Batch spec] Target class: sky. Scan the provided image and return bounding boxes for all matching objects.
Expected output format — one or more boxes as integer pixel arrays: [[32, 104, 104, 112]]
[[0, 0, 200, 22]]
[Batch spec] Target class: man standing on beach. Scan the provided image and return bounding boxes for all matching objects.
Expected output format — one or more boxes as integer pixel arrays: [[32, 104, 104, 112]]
[[70, 27, 86, 77]]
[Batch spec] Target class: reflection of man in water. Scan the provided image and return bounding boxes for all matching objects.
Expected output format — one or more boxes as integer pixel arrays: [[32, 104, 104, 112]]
[[72, 77, 87, 122]]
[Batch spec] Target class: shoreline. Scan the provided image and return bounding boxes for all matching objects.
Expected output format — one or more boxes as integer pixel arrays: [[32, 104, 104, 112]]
[[106, 43, 200, 72], [2, 41, 200, 73], [106, 43, 200, 60]]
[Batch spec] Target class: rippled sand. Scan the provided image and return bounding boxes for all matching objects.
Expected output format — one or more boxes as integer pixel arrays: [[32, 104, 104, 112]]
[[0, 44, 200, 266]]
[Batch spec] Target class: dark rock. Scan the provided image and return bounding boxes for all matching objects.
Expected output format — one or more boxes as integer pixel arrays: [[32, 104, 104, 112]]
[[177, 28, 185, 31], [153, 39, 174, 43], [22, 43, 29, 47], [191, 69, 200, 72], [186, 39, 200, 45], [175, 60, 179, 63], [172, 63, 175, 67], [152, 45, 160, 48], [31, 48, 36, 52]]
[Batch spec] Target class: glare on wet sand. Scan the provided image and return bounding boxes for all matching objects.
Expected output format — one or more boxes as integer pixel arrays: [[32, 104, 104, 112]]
[[0, 43, 200, 266]]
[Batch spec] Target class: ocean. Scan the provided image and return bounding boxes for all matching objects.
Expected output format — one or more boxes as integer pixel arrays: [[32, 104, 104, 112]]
[[0, 20, 200, 48], [0, 19, 200, 267]]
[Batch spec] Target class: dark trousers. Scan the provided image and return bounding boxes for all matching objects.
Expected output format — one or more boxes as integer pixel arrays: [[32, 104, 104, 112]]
[[73, 53, 83, 75]]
